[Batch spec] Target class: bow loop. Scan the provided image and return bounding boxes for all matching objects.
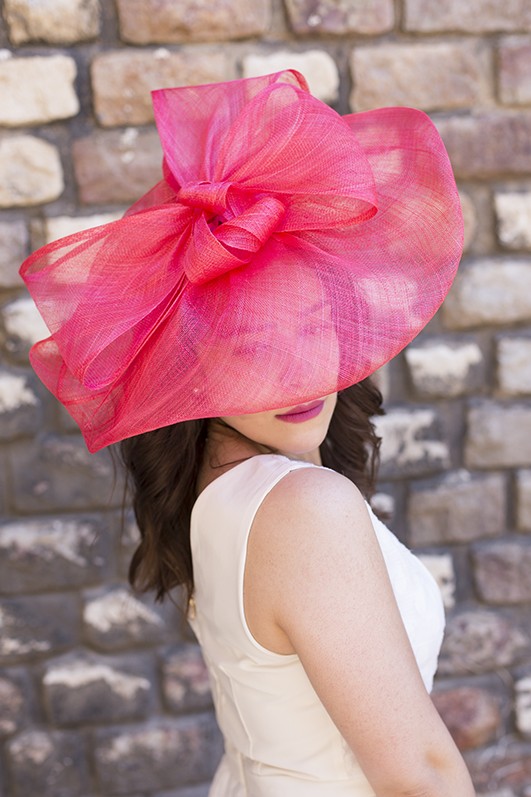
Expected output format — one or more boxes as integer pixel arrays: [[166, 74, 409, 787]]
[[215, 195, 286, 255], [176, 180, 232, 215]]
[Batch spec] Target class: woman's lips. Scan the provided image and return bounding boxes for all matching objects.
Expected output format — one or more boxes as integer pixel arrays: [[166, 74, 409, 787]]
[[275, 400, 325, 423]]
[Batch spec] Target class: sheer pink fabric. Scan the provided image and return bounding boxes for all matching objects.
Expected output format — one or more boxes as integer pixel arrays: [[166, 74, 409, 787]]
[[20, 70, 463, 452]]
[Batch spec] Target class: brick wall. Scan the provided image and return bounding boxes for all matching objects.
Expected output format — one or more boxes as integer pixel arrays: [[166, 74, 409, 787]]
[[0, 1, 531, 795]]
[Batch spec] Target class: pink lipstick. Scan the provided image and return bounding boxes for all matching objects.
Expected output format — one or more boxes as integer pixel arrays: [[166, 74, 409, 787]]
[[275, 400, 325, 424]]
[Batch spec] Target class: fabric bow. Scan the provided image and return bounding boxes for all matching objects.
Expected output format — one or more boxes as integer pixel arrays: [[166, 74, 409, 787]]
[[22, 71, 377, 392], [126, 70, 378, 285]]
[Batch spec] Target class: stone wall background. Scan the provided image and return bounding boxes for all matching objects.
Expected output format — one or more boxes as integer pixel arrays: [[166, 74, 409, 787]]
[[0, 0, 531, 795]]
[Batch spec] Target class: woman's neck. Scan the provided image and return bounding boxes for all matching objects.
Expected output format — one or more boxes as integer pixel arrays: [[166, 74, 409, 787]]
[[205, 419, 322, 466]]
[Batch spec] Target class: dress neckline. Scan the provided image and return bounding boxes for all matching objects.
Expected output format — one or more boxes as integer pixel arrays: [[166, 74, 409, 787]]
[[192, 453, 291, 517], [192, 454, 314, 514]]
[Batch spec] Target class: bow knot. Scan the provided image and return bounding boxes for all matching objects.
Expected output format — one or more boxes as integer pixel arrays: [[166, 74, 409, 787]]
[[181, 194, 287, 285], [177, 180, 232, 215]]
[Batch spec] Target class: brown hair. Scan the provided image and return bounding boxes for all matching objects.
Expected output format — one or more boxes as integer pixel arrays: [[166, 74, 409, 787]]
[[120, 377, 384, 607]]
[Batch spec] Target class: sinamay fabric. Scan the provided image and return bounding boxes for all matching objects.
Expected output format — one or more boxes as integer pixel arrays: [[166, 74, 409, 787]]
[[189, 455, 446, 796], [20, 70, 463, 451]]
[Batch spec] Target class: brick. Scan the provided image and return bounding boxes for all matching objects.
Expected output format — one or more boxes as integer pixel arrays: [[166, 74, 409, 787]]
[[0, 451, 8, 519], [404, 0, 531, 33], [405, 337, 485, 398], [499, 36, 531, 105], [372, 362, 390, 402], [495, 191, 531, 249], [285, 0, 394, 35], [443, 259, 531, 330], [138, 790, 210, 797], [0, 368, 41, 441], [94, 716, 223, 792], [408, 471, 506, 546], [0, 55, 78, 126], [463, 186, 497, 254], [472, 539, 531, 604], [465, 743, 531, 793], [460, 190, 478, 252], [351, 41, 489, 112], [9, 435, 120, 513], [436, 113, 531, 179], [437, 610, 529, 676], [56, 404, 84, 437], [0, 595, 79, 664], [83, 587, 166, 651], [0, 516, 109, 594], [169, 788, 210, 797], [6, 729, 88, 797], [497, 337, 531, 395], [416, 553, 455, 609], [517, 470, 531, 532], [0, 136, 64, 208], [73, 129, 162, 205], [4, 0, 100, 44], [477, 791, 518, 797], [0, 758, 8, 795], [116, 0, 271, 44], [432, 685, 501, 750], [162, 645, 212, 714], [0, 220, 28, 288], [243, 50, 339, 103], [516, 673, 531, 736], [111, 791, 210, 797], [117, 515, 141, 579], [370, 491, 395, 524], [42, 654, 152, 726], [0, 676, 25, 737], [2, 296, 50, 362], [373, 408, 449, 479], [92, 49, 234, 127], [33, 212, 123, 249], [466, 401, 531, 469]]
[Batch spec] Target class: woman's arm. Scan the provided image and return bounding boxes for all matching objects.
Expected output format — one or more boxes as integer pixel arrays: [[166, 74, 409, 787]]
[[246, 467, 476, 797]]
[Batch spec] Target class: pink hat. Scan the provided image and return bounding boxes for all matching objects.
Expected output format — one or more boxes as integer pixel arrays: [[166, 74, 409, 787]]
[[20, 70, 463, 452]]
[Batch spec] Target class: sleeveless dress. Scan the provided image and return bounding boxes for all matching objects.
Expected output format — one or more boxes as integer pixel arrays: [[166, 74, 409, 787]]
[[189, 454, 446, 797]]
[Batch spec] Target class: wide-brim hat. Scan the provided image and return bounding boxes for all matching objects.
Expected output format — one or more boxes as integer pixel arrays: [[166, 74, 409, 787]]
[[20, 70, 463, 453]]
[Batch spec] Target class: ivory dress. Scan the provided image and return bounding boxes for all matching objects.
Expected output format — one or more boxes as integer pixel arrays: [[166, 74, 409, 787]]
[[189, 454, 446, 797]]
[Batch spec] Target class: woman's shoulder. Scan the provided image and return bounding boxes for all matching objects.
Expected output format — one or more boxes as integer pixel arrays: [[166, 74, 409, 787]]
[[268, 455, 364, 503], [252, 456, 369, 545], [244, 458, 374, 655]]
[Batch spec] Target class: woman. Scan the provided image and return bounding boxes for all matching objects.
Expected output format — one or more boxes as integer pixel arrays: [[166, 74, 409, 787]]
[[21, 70, 476, 795]]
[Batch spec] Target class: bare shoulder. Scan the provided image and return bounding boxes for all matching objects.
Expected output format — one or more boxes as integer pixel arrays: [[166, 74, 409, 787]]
[[244, 463, 376, 654], [248, 464, 377, 622], [253, 464, 370, 547]]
